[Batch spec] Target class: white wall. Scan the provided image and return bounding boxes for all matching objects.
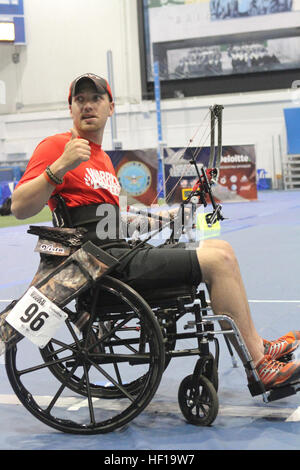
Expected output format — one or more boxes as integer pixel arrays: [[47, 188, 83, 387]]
[[0, 0, 141, 113], [0, 0, 299, 185]]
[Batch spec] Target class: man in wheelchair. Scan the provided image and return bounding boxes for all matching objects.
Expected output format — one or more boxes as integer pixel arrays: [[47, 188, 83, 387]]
[[7, 72, 300, 394]]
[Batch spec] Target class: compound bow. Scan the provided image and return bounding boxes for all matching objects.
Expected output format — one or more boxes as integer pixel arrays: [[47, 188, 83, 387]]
[[125, 104, 226, 248]]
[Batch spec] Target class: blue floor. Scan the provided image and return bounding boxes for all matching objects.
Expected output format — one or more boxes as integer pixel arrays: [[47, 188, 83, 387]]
[[1, 190, 300, 450]]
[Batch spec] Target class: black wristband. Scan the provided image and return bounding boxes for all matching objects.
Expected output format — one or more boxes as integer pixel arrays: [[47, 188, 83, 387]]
[[45, 166, 63, 185]]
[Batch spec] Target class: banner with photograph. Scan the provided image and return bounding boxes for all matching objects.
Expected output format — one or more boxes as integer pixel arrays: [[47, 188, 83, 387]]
[[144, 0, 300, 81], [108, 145, 257, 206], [163, 145, 257, 203]]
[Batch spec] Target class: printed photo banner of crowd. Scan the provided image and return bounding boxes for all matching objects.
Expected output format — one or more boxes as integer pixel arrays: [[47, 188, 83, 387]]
[[147, 0, 294, 16], [145, 0, 300, 81], [210, 0, 293, 20], [163, 145, 257, 204]]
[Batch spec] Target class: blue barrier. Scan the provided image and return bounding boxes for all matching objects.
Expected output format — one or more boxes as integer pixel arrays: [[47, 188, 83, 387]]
[[257, 169, 272, 190], [284, 108, 300, 155], [0, 166, 21, 183], [0, 181, 19, 205]]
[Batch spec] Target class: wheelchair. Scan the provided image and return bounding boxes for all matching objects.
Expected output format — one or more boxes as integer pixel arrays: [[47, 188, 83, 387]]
[[3, 220, 226, 434], [3, 105, 300, 434], [4, 207, 300, 435]]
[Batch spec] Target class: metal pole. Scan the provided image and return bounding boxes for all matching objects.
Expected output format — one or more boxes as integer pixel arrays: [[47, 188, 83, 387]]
[[272, 135, 277, 190], [0, 80, 6, 105], [153, 61, 166, 203], [107, 50, 120, 149], [278, 134, 285, 190]]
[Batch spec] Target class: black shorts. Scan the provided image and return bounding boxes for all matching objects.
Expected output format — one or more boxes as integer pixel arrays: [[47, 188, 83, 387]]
[[76, 220, 202, 290], [106, 244, 202, 290]]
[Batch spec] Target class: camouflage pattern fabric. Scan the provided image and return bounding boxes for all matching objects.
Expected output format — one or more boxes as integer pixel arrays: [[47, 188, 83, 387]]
[[36, 247, 107, 307]]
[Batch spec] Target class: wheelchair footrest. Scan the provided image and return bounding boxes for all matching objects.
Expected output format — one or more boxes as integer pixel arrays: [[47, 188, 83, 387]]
[[267, 382, 300, 402], [248, 380, 266, 397], [248, 380, 300, 401]]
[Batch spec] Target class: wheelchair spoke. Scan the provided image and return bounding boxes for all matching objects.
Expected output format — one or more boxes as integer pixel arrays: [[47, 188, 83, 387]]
[[45, 362, 79, 413], [49, 338, 79, 354], [65, 319, 83, 347], [195, 402, 209, 417], [105, 342, 123, 385], [88, 358, 136, 402], [112, 366, 122, 386], [42, 342, 77, 359], [110, 334, 140, 354], [16, 353, 76, 376], [82, 362, 96, 426], [85, 314, 136, 354]]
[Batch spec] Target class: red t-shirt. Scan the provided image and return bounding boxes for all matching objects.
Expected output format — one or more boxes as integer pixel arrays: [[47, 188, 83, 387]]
[[16, 132, 120, 211]]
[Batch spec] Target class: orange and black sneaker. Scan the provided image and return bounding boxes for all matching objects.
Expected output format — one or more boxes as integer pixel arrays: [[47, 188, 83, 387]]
[[256, 355, 300, 390], [263, 331, 300, 360]]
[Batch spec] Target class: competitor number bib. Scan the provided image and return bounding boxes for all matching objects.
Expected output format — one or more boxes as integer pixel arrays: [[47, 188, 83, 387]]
[[6, 286, 68, 348]]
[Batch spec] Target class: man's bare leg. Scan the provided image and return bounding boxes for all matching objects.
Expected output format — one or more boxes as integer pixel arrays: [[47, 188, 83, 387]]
[[196, 239, 264, 365]]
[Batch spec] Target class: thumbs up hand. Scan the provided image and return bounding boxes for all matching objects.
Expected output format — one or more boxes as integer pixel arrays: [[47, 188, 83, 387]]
[[57, 128, 91, 174]]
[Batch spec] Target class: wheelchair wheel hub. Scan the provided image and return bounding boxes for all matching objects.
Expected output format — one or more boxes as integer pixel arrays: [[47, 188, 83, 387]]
[[77, 347, 89, 360]]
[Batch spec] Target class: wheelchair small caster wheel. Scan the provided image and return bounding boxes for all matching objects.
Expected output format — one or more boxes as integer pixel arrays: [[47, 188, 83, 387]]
[[178, 374, 219, 426]]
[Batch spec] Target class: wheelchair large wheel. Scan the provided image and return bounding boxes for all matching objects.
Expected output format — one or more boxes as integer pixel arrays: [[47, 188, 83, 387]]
[[38, 277, 166, 399], [178, 374, 219, 426], [5, 276, 165, 434]]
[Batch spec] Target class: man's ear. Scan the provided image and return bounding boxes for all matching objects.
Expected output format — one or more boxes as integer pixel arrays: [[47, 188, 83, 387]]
[[69, 104, 73, 117], [109, 101, 115, 117]]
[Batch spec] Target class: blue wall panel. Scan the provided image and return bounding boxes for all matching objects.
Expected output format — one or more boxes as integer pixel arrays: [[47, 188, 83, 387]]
[[284, 108, 300, 155]]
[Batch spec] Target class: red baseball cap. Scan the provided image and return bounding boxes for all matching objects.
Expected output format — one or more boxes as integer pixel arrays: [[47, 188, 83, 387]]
[[68, 73, 113, 104]]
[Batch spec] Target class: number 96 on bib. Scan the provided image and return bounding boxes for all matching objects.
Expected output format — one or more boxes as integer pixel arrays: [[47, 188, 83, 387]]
[[6, 286, 68, 348]]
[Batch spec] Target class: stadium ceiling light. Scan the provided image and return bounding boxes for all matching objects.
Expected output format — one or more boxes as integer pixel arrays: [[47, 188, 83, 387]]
[[0, 22, 15, 42]]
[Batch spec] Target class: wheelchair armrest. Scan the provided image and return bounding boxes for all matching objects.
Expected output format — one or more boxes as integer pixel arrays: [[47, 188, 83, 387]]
[[27, 225, 87, 247]]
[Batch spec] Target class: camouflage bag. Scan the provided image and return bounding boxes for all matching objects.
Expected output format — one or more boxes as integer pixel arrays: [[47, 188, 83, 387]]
[[0, 225, 119, 350]]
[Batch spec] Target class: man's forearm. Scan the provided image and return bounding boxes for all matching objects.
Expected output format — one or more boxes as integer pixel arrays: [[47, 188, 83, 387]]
[[11, 173, 55, 219], [11, 158, 69, 219]]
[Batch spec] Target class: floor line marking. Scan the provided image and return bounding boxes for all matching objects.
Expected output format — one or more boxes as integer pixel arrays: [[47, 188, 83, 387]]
[[1, 299, 300, 303], [248, 300, 300, 303], [285, 406, 300, 422], [0, 394, 298, 420]]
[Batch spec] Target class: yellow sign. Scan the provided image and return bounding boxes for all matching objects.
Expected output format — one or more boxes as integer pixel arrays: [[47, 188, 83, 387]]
[[182, 188, 193, 200]]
